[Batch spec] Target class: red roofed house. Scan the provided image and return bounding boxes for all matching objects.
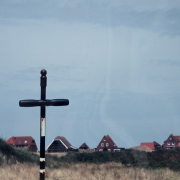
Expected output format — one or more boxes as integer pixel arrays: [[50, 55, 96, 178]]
[[6, 136, 38, 152], [162, 134, 180, 149], [141, 141, 161, 150], [46, 136, 77, 153], [97, 135, 124, 152]]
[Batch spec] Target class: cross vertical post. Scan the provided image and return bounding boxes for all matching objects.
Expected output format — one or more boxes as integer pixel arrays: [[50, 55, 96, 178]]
[[19, 69, 69, 180], [40, 69, 46, 180]]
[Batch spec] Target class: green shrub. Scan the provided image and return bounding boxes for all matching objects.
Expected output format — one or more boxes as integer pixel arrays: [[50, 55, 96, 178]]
[[52, 148, 180, 171], [2, 136, 180, 171], [0, 137, 39, 165]]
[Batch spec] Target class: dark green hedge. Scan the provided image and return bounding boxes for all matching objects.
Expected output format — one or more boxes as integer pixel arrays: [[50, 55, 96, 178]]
[[57, 148, 180, 171], [1, 136, 180, 171]]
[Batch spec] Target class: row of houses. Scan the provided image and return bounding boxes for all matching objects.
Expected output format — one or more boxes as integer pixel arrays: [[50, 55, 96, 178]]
[[6, 134, 180, 153], [6, 134, 124, 153], [141, 134, 180, 150], [46, 135, 125, 153]]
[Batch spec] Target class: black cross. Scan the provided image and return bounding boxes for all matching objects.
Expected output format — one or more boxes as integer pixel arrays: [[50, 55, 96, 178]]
[[19, 69, 69, 180]]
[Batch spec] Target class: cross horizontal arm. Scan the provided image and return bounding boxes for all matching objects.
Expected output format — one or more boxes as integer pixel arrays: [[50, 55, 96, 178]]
[[19, 99, 69, 107]]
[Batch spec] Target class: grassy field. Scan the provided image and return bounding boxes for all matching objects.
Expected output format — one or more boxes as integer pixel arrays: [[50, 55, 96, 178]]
[[1, 138, 180, 180], [1, 162, 180, 180]]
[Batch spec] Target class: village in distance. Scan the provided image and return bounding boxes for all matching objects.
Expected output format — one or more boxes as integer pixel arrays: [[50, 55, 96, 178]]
[[5, 133, 179, 154]]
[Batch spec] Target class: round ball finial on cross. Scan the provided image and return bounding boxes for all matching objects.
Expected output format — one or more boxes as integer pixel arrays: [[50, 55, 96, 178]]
[[41, 69, 47, 76]]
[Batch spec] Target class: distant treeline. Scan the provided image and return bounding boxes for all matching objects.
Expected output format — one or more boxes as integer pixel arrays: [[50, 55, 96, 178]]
[[1, 137, 180, 171]]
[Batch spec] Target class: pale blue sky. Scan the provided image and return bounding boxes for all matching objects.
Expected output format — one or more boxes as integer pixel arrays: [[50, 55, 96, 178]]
[[0, 0, 180, 150]]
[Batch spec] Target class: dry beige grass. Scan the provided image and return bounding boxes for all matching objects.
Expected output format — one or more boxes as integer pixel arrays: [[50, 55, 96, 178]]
[[46, 152, 67, 157], [0, 162, 180, 180], [34, 152, 67, 157]]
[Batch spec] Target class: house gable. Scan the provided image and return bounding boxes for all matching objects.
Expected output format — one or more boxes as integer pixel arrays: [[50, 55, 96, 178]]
[[153, 141, 162, 150], [47, 136, 76, 153], [97, 135, 117, 152], [79, 143, 90, 149], [55, 136, 72, 148], [47, 139, 67, 152], [163, 134, 180, 149]]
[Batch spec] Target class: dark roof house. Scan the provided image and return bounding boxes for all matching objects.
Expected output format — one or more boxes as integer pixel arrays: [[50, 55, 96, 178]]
[[79, 143, 90, 149], [97, 135, 124, 152], [6, 136, 38, 152], [46, 136, 77, 153], [163, 134, 180, 149]]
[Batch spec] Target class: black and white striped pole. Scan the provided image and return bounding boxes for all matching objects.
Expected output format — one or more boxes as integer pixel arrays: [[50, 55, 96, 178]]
[[40, 69, 46, 179], [19, 69, 69, 180]]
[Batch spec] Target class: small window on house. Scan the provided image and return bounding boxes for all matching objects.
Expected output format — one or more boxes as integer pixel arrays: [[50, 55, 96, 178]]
[[106, 143, 109, 147], [99, 149, 103, 151], [108, 149, 111, 152], [167, 142, 170, 145], [103, 139, 106, 141], [172, 142, 175, 145], [170, 138, 172, 140], [25, 141, 27, 143], [114, 149, 120, 152], [101, 143, 104, 147]]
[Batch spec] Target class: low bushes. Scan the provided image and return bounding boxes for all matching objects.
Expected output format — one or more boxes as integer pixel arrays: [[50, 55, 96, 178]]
[[58, 148, 180, 171], [1, 136, 180, 171], [0, 137, 39, 165]]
